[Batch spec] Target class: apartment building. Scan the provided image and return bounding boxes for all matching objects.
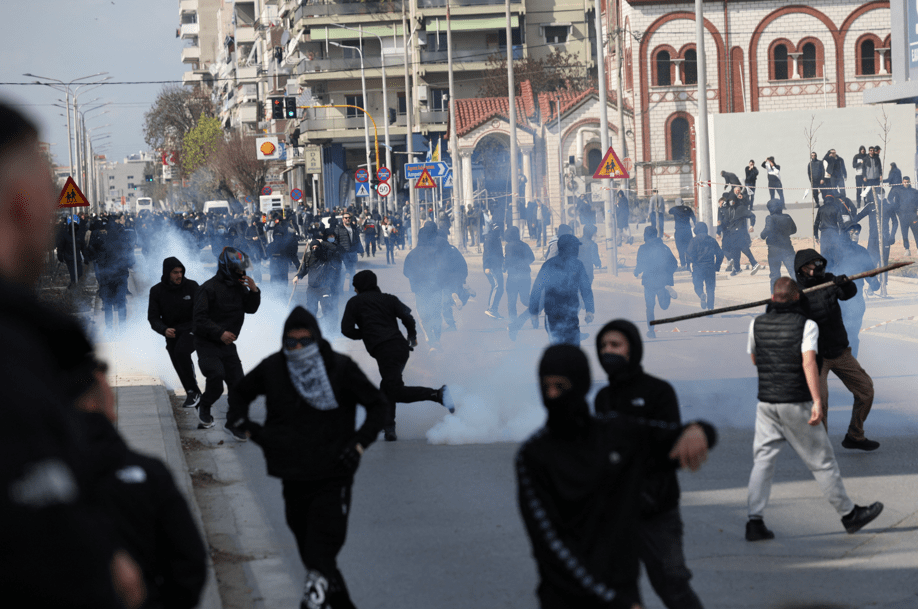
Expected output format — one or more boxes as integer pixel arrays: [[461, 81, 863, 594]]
[[180, 0, 222, 87]]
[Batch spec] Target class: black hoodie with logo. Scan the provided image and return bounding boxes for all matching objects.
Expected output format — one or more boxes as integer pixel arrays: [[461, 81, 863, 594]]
[[148, 257, 199, 337]]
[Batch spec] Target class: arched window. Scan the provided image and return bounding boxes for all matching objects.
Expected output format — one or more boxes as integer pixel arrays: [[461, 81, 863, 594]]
[[800, 42, 817, 78], [683, 48, 698, 85], [860, 38, 876, 75], [587, 148, 603, 176], [772, 44, 789, 80], [655, 50, 672, 86], [669, 117, 690, 161]]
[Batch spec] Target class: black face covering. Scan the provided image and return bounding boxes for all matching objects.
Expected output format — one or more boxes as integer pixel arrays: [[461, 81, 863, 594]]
[[599, 353, 628, 376], [539, 345, 592, 440]]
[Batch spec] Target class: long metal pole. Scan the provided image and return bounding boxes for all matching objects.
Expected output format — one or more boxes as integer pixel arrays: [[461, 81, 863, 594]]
[[556, 94, 563, 239], [446, 1, 464, 250], [355, 37, 375, 213], [695, 0, 712, 225], [506, 0, 519, 229], [403, 1, 418, 247], [595, 0, 616, 275]]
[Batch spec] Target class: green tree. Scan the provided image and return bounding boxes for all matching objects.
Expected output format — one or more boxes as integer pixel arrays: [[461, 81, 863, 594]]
[[182, 117, 223, 175], [142, 85, 215, 176]]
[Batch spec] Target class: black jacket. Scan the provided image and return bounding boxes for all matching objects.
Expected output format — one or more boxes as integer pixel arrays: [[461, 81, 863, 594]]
[[341, 289, 418, 355], [760, 202, 797, 250], [87, 224, 135, 285], [482, 229, 504, 271], [296, 240, 344, 289], [722, 171, 742, 189], [687, 231, 724, 271], [227, 312, 386, 481], [403, 225, 440, 293], [745, 165, 759, 185], [148, 257, 199, 337], [808, 159, 825, 184], [266, 229, 300, 275], [634, 236, 677, 288], [504, 230, 535, 276], [193, 269, 261, 344], [530, 241, 594, 318], [794, 249, 856, 359], [752, 303, 812, 404]]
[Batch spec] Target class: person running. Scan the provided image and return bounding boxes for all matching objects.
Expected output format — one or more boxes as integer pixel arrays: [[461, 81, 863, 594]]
[[686, 222, 724, 311], [483, 222, 505, 319], [634, 226, 678, 338], [193, 247, 261, 432], [226, 307, 387, 609], [528, 234, 594, 345], [148, 256, 203, 408], [340, 270, 454, 442]]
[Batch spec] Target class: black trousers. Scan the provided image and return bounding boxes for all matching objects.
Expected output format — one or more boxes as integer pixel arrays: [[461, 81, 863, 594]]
[[506, 273, 532, 319], [637, 508, 704, 609], [674, 230, 691, 267], [691, 267, 716, 310], [195, 340, 245, 410], [415, 289, 442, 346], [166, 332, 200, 394], [545, 311, 582, 345], [372, 340, 436, 429], [282, 478, 356, 609], [644, 285, 672, 325]]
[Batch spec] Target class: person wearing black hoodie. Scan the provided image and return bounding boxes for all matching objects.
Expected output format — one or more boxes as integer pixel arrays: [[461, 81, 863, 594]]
[[594, 320, 709, 609], [148, 257, 202, 408], [403, 222, 446, 350], [634, 226, 678, 338], [668, 198, 696, 269], [516, 344, 716, 609], [686, 222, 723, 310], [504, 225, 536, 319], [529, 234, 594, 345], [193, 246, 261, 431], [760, 200, 797, 292], [794, 249, 878, 451], [226, 307, 386, 609], [341, 270, 454, 441]]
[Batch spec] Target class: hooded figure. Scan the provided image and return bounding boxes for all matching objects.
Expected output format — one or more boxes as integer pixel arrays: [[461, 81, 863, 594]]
[[634, 226, 678, 337], [403, 223, 447, 348], [529, 234, 594, 345], [760, 199, 798, 292], [193, 246, 261, 430], [505, 225, 537, 318], [544, 223, 572, 260], [594, 320, 709, 609], [482, 222, 505, 318], [832, 225, 881, 358], [227, 306, 386, 609], [86, 218, 135, 330], [516, 344, 717, 609], [794, 248, 878, 450], [686, 221, 724, 310], [294, 235, 344, 324], [148, 257, 202, 407], [668, 198, 697, 267]]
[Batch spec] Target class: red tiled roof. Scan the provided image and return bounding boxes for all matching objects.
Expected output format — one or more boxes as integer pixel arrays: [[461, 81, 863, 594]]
[[454, 79, 540, 137]]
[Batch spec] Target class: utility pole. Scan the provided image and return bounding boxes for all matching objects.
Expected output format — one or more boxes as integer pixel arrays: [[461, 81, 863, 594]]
[[694, 0, 712, 225], [506, 0, 519, 229], [446, 1, 464, 249], [403, 1, 418, 247], [595, 0, 616, 274]]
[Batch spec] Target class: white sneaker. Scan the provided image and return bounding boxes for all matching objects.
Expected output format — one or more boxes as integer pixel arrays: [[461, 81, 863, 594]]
[[665, 286, 678, 299], [750, 263, 762, 275]]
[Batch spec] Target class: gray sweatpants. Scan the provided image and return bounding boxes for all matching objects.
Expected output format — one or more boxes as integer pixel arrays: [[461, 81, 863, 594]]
[[748, 400, 854, 519]]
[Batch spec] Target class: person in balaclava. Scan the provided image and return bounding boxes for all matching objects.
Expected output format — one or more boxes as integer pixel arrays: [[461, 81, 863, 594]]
[[341, 270, 454, 442], [193, 246, 261, 432], [794, 248, 878, 451], [760, 199, 797, 293], [831, 225, 880, 359], [266, 221, 301, 286], [529, 234, 594, 345], [634, 226, 678, 338], [594, 320, 708, 609], [293, 231, 344, 326], [227, 306, 386, 609], [516, 344, 717, 609], [148, 257, 203, 408], [686, 222, 724, 311]]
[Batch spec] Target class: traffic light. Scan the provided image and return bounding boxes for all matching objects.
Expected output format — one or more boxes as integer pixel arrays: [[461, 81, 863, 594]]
[[368, 178, 378, 193], [145, 174, 153, 182], [271, 98, 284, 120], [284, 97, 297, 119]]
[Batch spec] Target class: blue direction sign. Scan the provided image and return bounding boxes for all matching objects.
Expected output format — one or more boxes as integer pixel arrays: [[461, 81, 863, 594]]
[[355, 168, 369, 183], [377, 167, 391, 182], [405, 161, 449, 179], [442, 170, 453, 189], [355, 182, 370, 198]]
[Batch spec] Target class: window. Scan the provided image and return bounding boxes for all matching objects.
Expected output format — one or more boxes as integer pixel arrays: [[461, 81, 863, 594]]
[[860, 38, 876, 75], [655, 50, 671, 86], [544, 26, 568, 45], [800, 42, 817, 78], [397, 93, 407, 115], [427, 33, 447, 52], [339, 40, 362, 60], [345, 95, 363, 118], [430, 88, 448, 112], [669, 117, 690, 161], [772, 44, 789, 80], [127, 175, 134, 180], [497, 28, 522, 50], [683, 49, 697, 85], [587, 148, 602, 176], [108, 175, 114, 181], [127, 182, 135, 190]]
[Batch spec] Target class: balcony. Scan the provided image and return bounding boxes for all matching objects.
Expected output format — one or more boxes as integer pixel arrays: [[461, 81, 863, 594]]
[[301, 116, 367, 131], [294, 1, 397, 22], [238, 105, 259, 124], [419, 48, 492, 64], [419, 0, 512, 6], [235, 26, 257, 44], [182, 70, 207, 84], [238, 84, 258, 103], [236, 65, 260, 81], [180, 23, 200, 38], [419, 110, 448, 124], [179, 0, 198, 15], [181, 46, 201, 63]]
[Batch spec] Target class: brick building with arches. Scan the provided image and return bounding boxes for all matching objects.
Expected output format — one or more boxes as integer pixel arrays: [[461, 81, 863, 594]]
[[617, 0, 892, 200]]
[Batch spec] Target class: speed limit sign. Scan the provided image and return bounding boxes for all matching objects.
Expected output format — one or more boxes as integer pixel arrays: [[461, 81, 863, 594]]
[[377, 181, 391, 197]]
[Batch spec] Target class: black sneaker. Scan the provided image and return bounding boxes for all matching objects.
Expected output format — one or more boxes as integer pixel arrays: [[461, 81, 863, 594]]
[[437, 385, 455, 413], [745, 518, 775, 541], [196, 404, 215, 429], [224, 422, 248, 442], [842, 502, 883, 534], [384, 428, 398, 442], [842, 434, 880, 451], [182, 391, 201, 408]]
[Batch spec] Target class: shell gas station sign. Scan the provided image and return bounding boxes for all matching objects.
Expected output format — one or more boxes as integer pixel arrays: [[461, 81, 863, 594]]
[[256, 136, 281, 160]]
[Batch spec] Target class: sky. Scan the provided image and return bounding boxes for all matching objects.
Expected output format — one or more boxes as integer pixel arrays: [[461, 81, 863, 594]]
[[0, 1, 186, 167]]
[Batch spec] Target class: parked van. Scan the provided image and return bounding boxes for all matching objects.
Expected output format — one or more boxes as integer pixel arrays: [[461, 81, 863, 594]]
[[136, 197, 155, 214], [259, 194, 290, 215], [202, 200, 231, 215]]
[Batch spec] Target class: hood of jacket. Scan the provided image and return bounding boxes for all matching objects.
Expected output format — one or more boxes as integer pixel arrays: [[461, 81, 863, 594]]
[[794, 248, 827, 284], [556, 233, 581, 257], [505, 225, 521, 242], [596, 319, 644, 382], [693, 221, 708, 236], [766, 199, 784, 215], [283, 306, 333, 361], [161, 256, 185, 286]]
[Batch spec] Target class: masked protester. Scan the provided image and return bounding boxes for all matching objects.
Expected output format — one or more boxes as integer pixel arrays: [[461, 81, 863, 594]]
[[293, 232, 345, 325], [686, 222, 724, 311], [634, 226, 678, 338], [832, 225, 881, 359], [226, 307, 386, 609], [794, 249, 878, 451], [148, 257, 203, 408], [594, 321, 707, 609], [528, 234, 594, 345], [193, 247, 261, 432], [515, 344, 717, 609]]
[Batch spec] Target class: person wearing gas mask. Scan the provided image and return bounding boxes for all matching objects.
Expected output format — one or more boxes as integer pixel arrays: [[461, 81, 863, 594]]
[[293, 230, 345, 326], [832, 224, 880, 359], [593, 321, 708, 609], [226, 307, 386, 609], [515, 344, 716, 609], [193, 247, 261, 432], [794, 249, 877, 451]]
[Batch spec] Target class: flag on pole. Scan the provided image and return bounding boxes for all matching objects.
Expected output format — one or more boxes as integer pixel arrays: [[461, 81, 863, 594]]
[[431, 139, 441, 162], [425, 145, 432, 163]]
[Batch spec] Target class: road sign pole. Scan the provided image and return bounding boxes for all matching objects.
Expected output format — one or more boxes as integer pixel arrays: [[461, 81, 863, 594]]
[[71, 218, 78, 286]]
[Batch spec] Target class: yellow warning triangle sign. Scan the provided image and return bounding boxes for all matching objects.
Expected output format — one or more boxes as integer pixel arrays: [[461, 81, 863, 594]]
[[58, 177, 90, 208], [593, 146, 630, 180], [415, 168, 437, 189]]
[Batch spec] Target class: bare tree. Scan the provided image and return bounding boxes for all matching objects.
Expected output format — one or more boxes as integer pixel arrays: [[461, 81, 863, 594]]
[[209, 130, 268, 203], [875, 106, 892, 295], [479, 48, 593, 98], [803, 115, 822, 248]]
